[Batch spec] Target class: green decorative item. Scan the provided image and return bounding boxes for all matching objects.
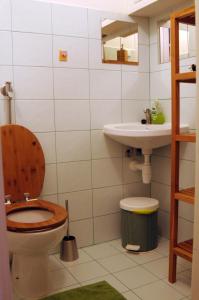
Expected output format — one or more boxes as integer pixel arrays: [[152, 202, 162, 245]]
[[151, 100, 165, 124], [39, 281, 126, 300]]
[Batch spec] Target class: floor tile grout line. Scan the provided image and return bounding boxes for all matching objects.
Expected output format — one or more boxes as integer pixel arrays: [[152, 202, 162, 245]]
[[131, 279, 187, 300], [91, 248, 188, 296], [53, 255, 83, 286], [54, 244, 131, 291], [64, 244, 162, 292], [51, 238, 190, 296], [162, 279, 191, 298], [50, 238, 189, 299], [53, 240, 169, 272], [123, 290, 143, 300]]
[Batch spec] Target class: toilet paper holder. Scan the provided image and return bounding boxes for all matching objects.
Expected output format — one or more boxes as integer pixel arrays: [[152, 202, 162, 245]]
[[0, 81, 13, 100], [0, 81, 14, 124]]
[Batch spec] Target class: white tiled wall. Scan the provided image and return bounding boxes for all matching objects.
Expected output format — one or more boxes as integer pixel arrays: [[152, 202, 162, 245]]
[[149, 0, 195, 242], [0, 0, 150, 247], [1, 0, 196, 248]]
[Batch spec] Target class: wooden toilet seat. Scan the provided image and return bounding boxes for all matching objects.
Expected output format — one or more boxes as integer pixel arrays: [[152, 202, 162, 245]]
[[0, 124, 67, 233], [6, 200, 67, 233]]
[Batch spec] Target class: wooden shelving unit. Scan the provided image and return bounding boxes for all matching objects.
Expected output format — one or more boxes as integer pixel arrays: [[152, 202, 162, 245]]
[[173, 240, 193, 262], [175, 187, 195, 204], [169, 5, 196, 283], [175, 71, 196, 83], [175, 133, 196, 143]]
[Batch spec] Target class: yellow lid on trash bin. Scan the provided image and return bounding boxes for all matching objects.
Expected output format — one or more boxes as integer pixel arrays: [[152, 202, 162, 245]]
[[120, 197, 159, 214]]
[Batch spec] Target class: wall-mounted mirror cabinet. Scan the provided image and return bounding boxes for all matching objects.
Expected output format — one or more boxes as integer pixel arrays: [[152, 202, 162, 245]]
[[159, 19, 196, 64], [101, 19, 139, 65]]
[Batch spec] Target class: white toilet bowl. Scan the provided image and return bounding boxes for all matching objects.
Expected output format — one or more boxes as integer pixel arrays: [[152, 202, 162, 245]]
[[6, 200, 67, 299]]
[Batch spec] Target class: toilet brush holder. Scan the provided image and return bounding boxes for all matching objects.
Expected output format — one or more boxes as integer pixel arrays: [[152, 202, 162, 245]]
[[60, 235, 78, 261], [60, 200, 79, 262]]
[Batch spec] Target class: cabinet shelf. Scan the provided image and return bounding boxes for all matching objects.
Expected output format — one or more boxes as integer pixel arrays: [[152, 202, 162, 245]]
[[175, 133, 196, 143], [174, 6, 195, 25], [175, 187, 195, 204], [173, 239, 193, 262], [175, 72, 196, 83]]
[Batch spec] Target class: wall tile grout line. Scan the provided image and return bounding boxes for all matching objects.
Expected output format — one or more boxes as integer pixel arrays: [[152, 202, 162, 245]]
[[87, 7, 95, 246], [50, 2, 59, 205], [9, 0, 16, 124]]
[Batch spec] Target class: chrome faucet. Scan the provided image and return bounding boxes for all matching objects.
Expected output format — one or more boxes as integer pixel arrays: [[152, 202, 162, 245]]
[[144, 108, 152, 124]]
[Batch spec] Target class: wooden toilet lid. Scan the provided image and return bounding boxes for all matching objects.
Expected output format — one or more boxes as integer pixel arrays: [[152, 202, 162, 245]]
[[1, 124, 45, 202], [6, 200, 67, 232]]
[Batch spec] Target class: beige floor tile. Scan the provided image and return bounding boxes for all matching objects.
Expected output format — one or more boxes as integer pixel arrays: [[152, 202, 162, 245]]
[[123, 290, 141, 300], [68, 261, 108, 282], [13, 291, 23, 300], [84, 242, 120, 259], [45, 284, 81, 297], [81, 274, 129, 293], [108, 239, 126, 253], [134, 280, 184, 300], [125, 249, 163, 265], [164, 270, 191, 297], [178, 257, 192, 269], [14, 238, 190, 300], [48, 255, 64, 271], [55, 249, 92, 267], [114, 266, 158, 289], [156, 238, 169, 256], [143, 257, 190, 279], [47, 268, 77, 294], [98, 253, 137, 273]]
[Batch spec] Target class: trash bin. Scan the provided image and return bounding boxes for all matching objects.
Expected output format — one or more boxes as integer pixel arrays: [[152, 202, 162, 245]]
[[120, 197, 159, 252]]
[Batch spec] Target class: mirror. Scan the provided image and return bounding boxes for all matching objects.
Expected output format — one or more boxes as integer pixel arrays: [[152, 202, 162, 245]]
[[101, 19, 139, 65], [159, 19, 196, 64]]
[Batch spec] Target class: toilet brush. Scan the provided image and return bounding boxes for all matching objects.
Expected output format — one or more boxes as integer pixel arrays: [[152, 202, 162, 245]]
[[60, 200, 79, 262]]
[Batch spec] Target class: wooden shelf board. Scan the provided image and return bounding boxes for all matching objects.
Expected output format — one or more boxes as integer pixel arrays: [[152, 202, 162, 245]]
[[175, 187, 195, 204], [178, 15, 195, 25], [175, 72, 196, 83], [175, 133, 196, 143], [173, 239, 193, 262], [173, 6, 195, 25], [102, 59, 139, 66]]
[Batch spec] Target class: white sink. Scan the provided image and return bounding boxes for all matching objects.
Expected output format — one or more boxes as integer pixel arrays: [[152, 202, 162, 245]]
[[104, 122, 189, 153]]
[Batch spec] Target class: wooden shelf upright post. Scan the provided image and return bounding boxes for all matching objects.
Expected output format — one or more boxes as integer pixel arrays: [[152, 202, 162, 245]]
[[169, 6, 196, 283]]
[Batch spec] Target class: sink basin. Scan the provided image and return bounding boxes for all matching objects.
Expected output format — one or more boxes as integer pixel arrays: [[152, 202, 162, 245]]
[[104, 122, 189, 153]]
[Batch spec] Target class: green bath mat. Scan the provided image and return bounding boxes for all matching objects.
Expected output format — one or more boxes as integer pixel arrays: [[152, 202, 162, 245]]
[[40, 281, 126, 300]]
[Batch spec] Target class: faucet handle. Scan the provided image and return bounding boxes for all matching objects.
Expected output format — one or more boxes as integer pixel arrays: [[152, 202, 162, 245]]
[[143, 108, 152, 124]]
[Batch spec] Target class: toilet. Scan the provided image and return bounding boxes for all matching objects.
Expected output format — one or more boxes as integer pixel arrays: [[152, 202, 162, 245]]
[[1, 124, 68, 299]]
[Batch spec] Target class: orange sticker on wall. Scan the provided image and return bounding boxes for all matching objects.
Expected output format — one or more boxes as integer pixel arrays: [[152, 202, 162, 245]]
[[59, 50, 68, 61]]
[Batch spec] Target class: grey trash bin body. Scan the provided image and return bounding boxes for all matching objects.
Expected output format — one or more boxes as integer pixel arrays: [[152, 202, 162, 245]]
[[120, 197, 159, 252]]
